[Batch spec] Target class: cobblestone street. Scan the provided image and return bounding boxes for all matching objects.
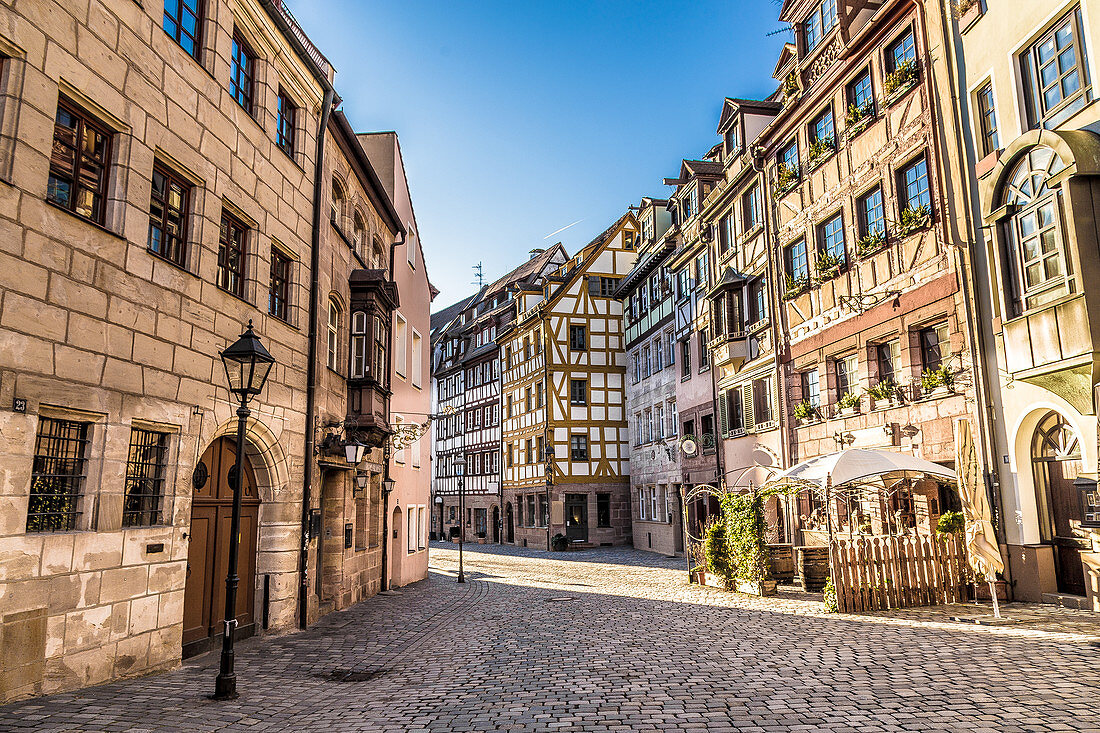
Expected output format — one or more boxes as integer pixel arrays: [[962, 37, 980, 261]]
[[2, 543, 1099, 732]]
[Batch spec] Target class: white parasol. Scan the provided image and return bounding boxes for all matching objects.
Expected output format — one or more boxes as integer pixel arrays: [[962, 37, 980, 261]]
[[766, 448, 958, 489], [955, 418, 1005, 617]]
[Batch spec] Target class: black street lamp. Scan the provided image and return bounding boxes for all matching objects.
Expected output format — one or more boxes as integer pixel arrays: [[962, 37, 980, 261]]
[[453, 454, 466, 583], [213, 320, 274, 701]]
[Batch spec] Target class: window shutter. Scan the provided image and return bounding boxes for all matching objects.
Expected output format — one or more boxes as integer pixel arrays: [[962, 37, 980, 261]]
[[718, 392, 729, 435], [587, 276, 599, 295], [743, 384, 755, 431]]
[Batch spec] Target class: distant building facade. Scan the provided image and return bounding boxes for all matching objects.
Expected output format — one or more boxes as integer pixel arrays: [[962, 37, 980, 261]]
[[500, 215, 638, 550], [618, 198, 682, 556]]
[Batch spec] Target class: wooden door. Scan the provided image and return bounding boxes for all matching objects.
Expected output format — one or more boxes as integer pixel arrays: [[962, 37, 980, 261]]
[[1047, 461, 1086, 596], [183, 438, 260, 656], [565, 494, 588, 542]]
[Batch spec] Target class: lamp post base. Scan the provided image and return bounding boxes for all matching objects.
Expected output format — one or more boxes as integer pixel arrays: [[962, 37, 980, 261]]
[[211, 673, 238, 701]]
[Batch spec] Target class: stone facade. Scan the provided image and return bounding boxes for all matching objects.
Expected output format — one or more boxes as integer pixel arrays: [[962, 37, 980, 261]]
[[954, 0, 1100, 609], [0, 0, 432, 702]]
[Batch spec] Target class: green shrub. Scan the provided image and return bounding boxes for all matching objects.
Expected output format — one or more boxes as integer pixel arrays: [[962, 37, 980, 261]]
[[703, 518, 736, 589], [722, 493, 769, 587], [793, 400, 816, 422], [937, 510, 966, 536], [823, 576, 839, 613], [551, 533, 569, 551]]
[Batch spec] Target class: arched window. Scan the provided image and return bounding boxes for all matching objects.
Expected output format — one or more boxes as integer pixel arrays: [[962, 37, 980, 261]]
[[327, 299, 341, 371], [350, 310, 368, 378], [1000, 146, 1068, 315], [330, 178, 345, 227], [352, 211, 366, 255], [372, 237, 385, 270]]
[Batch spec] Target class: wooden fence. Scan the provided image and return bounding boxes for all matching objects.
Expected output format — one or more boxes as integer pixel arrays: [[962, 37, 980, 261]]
[[830, 534, 967, 613]]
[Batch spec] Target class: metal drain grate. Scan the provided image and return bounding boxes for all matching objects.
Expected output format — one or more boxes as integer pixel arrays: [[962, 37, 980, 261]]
[[322, 669, 388, 682], [546, 596, 575, 602]]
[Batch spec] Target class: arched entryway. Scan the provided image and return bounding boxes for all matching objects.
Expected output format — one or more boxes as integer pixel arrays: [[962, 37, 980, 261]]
[[491, 505, 500, 543], [504, 502, 514, 543], [1032, 411, 1087, 596], [183, 437, 260, 658]]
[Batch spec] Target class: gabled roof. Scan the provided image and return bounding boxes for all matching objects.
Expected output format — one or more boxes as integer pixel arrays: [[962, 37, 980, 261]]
[[483, 243, 567, 298], [681, 159, 724, 179], [430, 293, 477, 340], [717, 97, 784, 134], [773, 43, 798, 80]]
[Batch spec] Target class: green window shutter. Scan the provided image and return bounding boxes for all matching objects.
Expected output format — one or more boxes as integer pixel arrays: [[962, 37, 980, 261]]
[[743, 384, 755, 432], [718, 391, 729, 435]]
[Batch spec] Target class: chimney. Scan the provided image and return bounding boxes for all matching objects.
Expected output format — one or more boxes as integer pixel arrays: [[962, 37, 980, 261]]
[[529, 248, 545, 260]]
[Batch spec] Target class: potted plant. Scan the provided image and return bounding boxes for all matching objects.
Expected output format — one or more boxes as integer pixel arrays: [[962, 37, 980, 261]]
[[807, 136, 836, 170], [855, 229, 887, 258], [783, 274, 810, 300], [921, 364, 954, 397], [477, 531, 487, 544], [867, 379, 899, 408], [551, 533, 569, 552], [884, 59, 919, 101], [837, 391, 860, 417], [776, 162, 800, 195], [815, 251, 845, 280], [793, 399, 817, 425], [845, 99, 876, 135], [936, 510, 965, 536], [899, 203, 931, 235]]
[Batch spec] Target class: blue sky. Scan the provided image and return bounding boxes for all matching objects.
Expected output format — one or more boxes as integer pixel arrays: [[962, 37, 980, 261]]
[[292, 1, 790, 310]]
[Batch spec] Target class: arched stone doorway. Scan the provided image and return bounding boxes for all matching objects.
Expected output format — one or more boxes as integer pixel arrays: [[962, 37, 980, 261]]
[[504, 502, 514, 543], [1031, 411, 1086, 596], [491, 505, 500, 543], [183, 437, 260, 658]]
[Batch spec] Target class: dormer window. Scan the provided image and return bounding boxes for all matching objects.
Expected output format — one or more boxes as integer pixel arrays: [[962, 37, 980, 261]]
[[803, 0, 838, 54], [724, 119, 741, 154], [688, 186, 699, 219]]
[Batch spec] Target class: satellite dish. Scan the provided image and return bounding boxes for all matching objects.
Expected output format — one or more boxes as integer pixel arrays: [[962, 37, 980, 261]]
[[680, 436, 699, 457]]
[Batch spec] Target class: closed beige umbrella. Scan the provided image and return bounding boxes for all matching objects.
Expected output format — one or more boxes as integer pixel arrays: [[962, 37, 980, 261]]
[[955, 418, 1004, 617]]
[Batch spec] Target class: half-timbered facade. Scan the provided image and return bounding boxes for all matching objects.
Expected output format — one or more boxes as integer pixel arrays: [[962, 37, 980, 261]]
[[699, 97, 788, 540], [431, 247, 566, 545], [665, 159, 725, 544], [501, 215, 639, 550], [765, 0, 982, 546], [619, 198, 682, 556]]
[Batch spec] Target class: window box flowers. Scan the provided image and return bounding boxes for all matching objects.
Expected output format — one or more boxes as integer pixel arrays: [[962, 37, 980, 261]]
[[807, 136, 836, 170], [775, 162, 801, 196], [855, 229, 887, 258], [868, 379, 899, 408], [845, 100, 876, 136], [836, 391, 860, 417], [920, 365, 954, 397], [884, 59, 919, 102], [783, 274, 811, 300], [815, 251, 845, 280], [899, 204, 931, 236], [793, 400, 818, 425]]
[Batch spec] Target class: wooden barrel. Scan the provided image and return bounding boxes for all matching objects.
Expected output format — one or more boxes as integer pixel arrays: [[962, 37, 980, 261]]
[[767, 544, 795, 583], [797, 546, 830, 592]]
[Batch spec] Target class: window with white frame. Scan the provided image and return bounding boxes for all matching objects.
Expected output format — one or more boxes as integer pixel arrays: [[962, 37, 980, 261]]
[[411, 330, 422, 388], [327, 300, 341, 371], [394, 313, 407, 377]]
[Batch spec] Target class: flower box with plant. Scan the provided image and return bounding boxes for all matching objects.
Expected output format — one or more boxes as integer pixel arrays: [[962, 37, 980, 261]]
[[783, 274, 810, 300], [836, 391, 860, 416], [868, 379, 898, 407], [845, 100, 875, 134], [775, 162, 800, 195], [956, 0, 983, 30], [807, 136, 836, 170], [793, 399, 817, 424], [920, 364, 954, 396], [815, 251, 845, 280], [884, 59, 919, 101], [855, 229, 887, 258], [899, 203, 931, 235]]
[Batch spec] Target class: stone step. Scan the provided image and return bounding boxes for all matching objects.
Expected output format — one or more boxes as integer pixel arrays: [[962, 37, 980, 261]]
[[1041, 592, 1090, 610]]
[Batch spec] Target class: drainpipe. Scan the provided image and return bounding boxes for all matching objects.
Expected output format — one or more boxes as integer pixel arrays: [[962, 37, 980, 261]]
[[281, 43, 336, 629], [379, 231, 407, 591]]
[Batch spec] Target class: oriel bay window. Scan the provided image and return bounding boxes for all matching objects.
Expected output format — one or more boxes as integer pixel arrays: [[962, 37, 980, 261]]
[[149, 164, 190, 266], [27, 417, 90, 532], [350, 311, 369, 378], [1000, 146, 1068, 314], [48, 98, 111, 224]]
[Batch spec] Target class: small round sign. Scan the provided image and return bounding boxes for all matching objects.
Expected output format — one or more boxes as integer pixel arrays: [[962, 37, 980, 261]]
[[680, 436, 699, 457], [192, 462, 208, 491]]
